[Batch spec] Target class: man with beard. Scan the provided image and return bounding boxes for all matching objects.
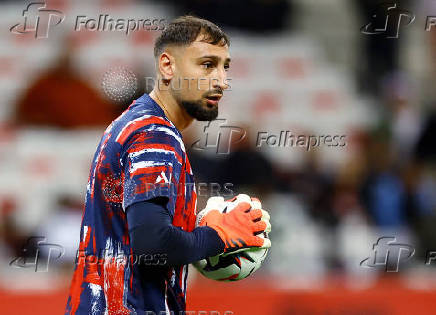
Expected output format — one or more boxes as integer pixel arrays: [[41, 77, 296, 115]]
[[65, 16, 270, 314]]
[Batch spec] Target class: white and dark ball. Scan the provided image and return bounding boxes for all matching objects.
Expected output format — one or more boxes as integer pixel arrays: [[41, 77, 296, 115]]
[[193, 194, 271, 281]]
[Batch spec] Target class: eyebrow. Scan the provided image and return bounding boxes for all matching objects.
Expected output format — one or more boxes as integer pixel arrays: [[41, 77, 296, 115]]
[[199, 55, 231, 63]]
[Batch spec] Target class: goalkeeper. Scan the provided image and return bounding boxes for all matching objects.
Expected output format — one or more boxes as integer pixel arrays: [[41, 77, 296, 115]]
[[65, 15, 270, 315]]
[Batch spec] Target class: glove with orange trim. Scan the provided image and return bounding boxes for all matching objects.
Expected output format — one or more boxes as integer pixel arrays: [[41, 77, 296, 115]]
[[196, 194, 271, 254]]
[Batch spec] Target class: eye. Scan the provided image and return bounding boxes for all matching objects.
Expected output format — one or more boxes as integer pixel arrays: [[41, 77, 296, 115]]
[[201, 62, 214, 69], [224, 64, 230, 71]]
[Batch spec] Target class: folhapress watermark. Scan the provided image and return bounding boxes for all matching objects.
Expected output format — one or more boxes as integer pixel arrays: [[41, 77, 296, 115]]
[[191, 123, 347, 155], [10, 2, 165, 39], [256, 131, 346, 151], [76, 250, 168, 267], [75, 15, 165, 35]]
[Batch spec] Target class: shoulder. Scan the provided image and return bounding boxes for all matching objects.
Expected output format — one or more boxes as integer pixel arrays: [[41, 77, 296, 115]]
[[115, 113, 175, 144], [118, 115, 185, 165]]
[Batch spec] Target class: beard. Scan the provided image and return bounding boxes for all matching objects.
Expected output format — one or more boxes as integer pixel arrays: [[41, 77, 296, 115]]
[[180, 98, 218, 121]]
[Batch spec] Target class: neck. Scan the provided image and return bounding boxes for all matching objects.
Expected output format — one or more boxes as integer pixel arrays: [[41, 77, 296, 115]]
[[149, 88, 194, 132]]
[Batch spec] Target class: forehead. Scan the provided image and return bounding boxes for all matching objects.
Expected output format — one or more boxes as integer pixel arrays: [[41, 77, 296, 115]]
[[184, 38, 230, 60]]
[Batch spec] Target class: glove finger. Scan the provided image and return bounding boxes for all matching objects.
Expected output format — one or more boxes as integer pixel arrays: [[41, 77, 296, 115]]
[[232, 201, 252, 213], [249, 208, 263, 221], [253, 220, 267, 233], [250, 235, 265, 247], [222, 236, 269, 256]]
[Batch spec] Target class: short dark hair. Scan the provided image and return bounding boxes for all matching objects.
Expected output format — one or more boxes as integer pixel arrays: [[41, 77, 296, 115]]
[[154, 15, 230, 58]]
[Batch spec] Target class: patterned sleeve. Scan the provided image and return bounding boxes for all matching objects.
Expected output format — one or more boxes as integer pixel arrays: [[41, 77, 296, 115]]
[[120, 125, 184, 216]]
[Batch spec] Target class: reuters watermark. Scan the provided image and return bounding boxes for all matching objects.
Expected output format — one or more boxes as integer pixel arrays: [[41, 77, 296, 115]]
[[101, 69, 232, 103], [256, 131, 347, 151], [105, 180, 235, 205], [130, 182, 234, 199], [145, 77, 232, 92]]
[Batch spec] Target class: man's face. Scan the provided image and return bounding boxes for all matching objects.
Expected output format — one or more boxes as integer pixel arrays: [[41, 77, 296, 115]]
[[168, 35, 230, 121]]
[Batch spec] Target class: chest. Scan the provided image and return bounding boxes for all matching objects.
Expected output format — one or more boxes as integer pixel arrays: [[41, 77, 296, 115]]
[[172, 156, 197, 232]]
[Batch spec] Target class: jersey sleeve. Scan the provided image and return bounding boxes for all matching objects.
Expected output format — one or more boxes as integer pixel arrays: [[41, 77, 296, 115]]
[[120, 125, 184, 216]]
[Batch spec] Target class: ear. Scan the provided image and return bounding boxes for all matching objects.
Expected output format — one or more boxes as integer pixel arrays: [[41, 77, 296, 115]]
[[158, 52, 174, 83]]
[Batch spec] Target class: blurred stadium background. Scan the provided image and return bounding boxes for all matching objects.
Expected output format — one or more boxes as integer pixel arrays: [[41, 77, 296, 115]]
[[1, 0, 436, 314]]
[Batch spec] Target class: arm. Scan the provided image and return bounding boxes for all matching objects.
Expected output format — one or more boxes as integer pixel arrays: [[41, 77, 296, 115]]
[[127, 197, 225, 267], [122, 129, 269, 266]]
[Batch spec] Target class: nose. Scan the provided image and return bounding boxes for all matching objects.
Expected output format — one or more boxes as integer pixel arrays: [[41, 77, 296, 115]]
[[212, 68, 229, 91]]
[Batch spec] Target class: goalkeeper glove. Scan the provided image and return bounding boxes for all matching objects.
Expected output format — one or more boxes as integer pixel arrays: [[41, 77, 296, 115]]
[[196, 195, 271, 254], [198, 194, 271, 235]]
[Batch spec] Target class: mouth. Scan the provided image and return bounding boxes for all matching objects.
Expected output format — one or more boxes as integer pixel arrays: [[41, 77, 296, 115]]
[[205, 94, 222, 107]]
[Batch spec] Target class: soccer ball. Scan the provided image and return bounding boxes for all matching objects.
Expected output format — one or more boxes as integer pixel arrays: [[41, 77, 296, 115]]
[[193, 195, 270, 281], [193, 246, 269, 281]]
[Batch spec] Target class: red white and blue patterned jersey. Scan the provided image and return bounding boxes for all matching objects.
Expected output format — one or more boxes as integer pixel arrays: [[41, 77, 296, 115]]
[[65, 94, 198, 314]]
